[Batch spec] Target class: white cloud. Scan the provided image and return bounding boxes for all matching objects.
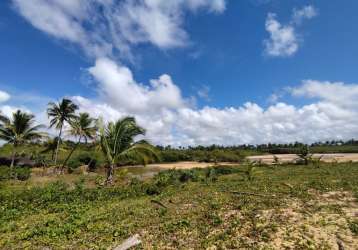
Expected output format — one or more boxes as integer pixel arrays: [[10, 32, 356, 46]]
[[264, 13, 298, 57], [197, 85, 211, 101], [0, 90, 10, 103], [264, 5, 317, 57], [12, 0, 226, 59], [70, 58, 358, 146], [11, 1, 357, 146], [291, 80, 358, 109], [292, 5, 318, 25], [88, 58, 186, 113]]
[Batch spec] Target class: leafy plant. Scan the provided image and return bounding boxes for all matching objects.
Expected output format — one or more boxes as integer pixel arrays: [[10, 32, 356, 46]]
[[349, 220, 358, 235], [296, 145, 312, 165], [15, 167, 31, 181], [98, 117, 160, 185], [245, 161, 256, 181], [0, 166, 31, 181]]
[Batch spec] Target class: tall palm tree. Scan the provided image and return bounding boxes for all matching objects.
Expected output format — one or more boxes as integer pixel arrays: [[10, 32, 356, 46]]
[[47, 98, 78, 165], [99, 117, 160, 185], [61, 113, 97, 170], [0, 110, 45, 172]]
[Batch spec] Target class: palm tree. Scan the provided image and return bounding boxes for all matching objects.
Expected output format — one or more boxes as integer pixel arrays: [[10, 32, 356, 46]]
[[41, 137, 60, 161], [99, 117, 160, 185], [0, 110, 45, 173], [47, 98, 78, 165], [61, 113, 97, 170], [0, 112, 8, 124]]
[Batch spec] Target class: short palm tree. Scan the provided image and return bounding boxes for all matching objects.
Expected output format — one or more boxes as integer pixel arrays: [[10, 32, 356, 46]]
[[0, 110, 45, 171], [47, 98, 78, 165], [61, 113, 97, 169], [99, 117, 160, 185]]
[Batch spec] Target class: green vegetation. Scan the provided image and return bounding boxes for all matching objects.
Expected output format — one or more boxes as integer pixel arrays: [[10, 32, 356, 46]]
[[99, 117, 160, 184], [0, 110, 45, 170], [61, 112, 97, 170], [0, 99, 357, 249], [0, 162, 357, 249], [0, 166, 31, 181]]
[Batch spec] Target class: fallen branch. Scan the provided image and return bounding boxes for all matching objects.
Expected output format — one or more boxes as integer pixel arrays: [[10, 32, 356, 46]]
[[282, 183, 294, 189], [230, 191, 274, 197], [113, 234, 141, 250], [150, 199, 167, 209], [337, 240, 345, 250]]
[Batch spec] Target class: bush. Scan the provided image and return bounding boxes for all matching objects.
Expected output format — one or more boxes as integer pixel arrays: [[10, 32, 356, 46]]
[[74, 152, 99, 172], [0, 166, 11, 181], [0, 166, 31, 181], [67, 159, 81, 173], [15, 167, 31, 181], [66, 152, 100, 173]]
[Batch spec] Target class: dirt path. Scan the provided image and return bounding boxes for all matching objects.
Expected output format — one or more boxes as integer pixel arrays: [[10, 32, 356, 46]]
[[126, 153, 358, 170], [130, 161, 237, 170]]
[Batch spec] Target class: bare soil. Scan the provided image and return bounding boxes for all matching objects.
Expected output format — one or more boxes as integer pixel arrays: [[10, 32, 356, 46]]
[[248, 153, 358, 164]]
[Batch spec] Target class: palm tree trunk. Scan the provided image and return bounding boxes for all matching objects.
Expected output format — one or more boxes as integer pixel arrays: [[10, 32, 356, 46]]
[[61, 136, 81, 173], [54, 124, 63, 165], [10, 145, 16, 178], [106, 163, 114, 185]]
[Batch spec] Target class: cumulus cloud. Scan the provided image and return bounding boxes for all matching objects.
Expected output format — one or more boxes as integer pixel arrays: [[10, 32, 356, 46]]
[[88, 57, 186, 113], [12, 0, 226, 59], [69, 58, 358, 146], [264, 13, 298, 57], [0, 90, 10, 103], [12, 1, 357, 146], [264, 5, 317, 57]]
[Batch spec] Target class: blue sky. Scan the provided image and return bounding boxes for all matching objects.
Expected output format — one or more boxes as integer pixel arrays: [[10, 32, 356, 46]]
[[0, 0, 358, 146]]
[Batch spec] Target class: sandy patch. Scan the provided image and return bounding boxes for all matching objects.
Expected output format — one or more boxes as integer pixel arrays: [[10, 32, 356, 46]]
[[247, 153, 358, 164], [127, 161, 238, 170], [262, 191, 358, 249]]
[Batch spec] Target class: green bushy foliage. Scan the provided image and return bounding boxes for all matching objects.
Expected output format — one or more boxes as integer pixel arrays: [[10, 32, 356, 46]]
[[1, 163, 358, 249], [0, 166, 31, 181], [0, 166, 11, 181], [67, 152, 100, 173], [67, 159, 81, 173], [15, 167, 31, 181], [160, 150, 190, 162], [76, 152, 99, 172]]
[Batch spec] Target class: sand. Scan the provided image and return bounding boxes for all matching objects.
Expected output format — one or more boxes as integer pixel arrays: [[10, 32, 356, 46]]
[[247, 153, 358, 164]]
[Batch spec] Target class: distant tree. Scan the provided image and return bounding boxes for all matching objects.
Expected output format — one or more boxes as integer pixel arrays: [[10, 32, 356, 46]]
[[0, 110, 45, 173], [99, 117, 160, 185], [47, 98, 78, 165], [41, 137, 60, 160], [61, 113, 97, 170], [297, 145, 312, 165]]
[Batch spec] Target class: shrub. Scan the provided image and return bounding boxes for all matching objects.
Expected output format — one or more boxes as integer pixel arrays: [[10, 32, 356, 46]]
[[74, 152, 99, 172], [67, 159, 81, 173], [0, 166, 11, 181], [349, 220, 358, 235], [15, 167, 31, 181], [0, 166, 31, 181]]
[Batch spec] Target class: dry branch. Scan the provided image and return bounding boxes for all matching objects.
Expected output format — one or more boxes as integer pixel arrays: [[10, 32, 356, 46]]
[[113, 234, 141, 250]]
